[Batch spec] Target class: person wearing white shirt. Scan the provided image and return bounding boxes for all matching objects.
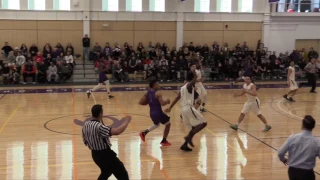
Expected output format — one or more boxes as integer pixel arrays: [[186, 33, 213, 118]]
[[64, 52, 74, 68], [47, 62, 58, 82], [15, 52, 25, 73]]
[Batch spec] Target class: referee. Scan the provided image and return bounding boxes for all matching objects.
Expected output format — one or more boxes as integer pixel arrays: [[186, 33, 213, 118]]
[[82, 104, 131, 180], [278, 115, 320, 180], [300, 58, 317, 93]]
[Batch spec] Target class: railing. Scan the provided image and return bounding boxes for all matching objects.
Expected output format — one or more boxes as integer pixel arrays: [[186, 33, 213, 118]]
[[270, 2, 320, 13]]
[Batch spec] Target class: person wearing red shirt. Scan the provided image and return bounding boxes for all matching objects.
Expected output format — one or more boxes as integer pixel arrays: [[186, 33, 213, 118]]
[[34, 52, 44, 64], [143, 57, 152, 70], [23, 61, 37, 84]]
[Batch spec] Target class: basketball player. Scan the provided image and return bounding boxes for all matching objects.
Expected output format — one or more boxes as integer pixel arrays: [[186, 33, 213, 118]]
[[165, 70, 207, 151], [232, 60, 259, 90], [195, 63, 207, 112], [283, 61, 298, 102], [87, 60, 114, 99], [138, 79, 171, 146], [230, 76, 271, 132]]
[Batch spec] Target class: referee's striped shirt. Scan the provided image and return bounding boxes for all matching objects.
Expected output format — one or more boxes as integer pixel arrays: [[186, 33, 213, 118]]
[[82, 120, 112, 150]]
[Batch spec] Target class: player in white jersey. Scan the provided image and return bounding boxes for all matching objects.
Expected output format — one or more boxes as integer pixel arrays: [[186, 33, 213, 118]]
[[230, 76, 271, 132], [195, 64, 207, 112], [166, 67, 207, 152], [283, 61, 299, 102]]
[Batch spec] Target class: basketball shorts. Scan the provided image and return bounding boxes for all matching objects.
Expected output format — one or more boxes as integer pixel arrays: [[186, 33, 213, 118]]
[[150, 112, 170, 125], [195, 82, 207, 98], [289, 80, 298, 91], [181, 106, 206, 128], [241, 99, 261, 115]]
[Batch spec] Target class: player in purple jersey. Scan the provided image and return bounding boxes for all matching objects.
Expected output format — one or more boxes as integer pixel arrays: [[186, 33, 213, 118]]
[[87, 60, 114, 99], [138, 79, 171, 146]]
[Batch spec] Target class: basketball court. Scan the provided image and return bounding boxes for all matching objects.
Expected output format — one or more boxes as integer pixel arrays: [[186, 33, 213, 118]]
[[0, 82, 320, 179]]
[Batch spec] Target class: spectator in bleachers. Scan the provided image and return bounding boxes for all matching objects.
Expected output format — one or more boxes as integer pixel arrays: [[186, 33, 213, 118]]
[[188, 42, 195, 52], [43, 44, 52, 58], [143, 56, 152, 70], [10, 67, 20, 84], [52, 47, 61, 59], [37, 61, 47, 83], [160, 56, 168, 66], [104, 42, 112, 57], [56, 52, 64, 66], [47, 62, 58, 83], [129, 56, 137, 73], [290, 50, 300, 64], [300, 48, 308, 62], [147, 42, 153, 52], [16, 52, 26, 73], [29, 43, 38, 57], [159, 60, 169, 81], [65, 51, 74, 69], [121, 61, 130, 82], [162, 43, 168, 55], [169, 60, 177, 81], [82, 34, 90, 61], [242, 41, 249, 50], [113, 43, 121, 59], [2, 42, 13, 59], [13, 47, 19, 57], [66, 43, 74, 56], [155, 42, 161, 49], [34, 52, 44, 65], [55, 43, 64, 54], [7, 51, 16, 67], [269, 51, 277, 64], [45, 54, 53, 66], [149, 47, 157, 59], [134, 60, 146, 81], [212, 41, 219, 52], [137, 42, 144, 53], [308, 47, 319, 60], [23, 61, 36, 84], [58, 60, 72, 82], [20, 44, 28, 57], [1, 63, 10, 84], [26, 53, 33, 63]]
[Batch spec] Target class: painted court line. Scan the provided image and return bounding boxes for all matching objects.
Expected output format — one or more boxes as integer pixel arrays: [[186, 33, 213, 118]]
[[0, 104, 20, 134]]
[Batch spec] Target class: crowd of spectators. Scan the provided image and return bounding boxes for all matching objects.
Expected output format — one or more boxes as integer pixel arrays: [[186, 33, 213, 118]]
[[0, 42, 75, 84], [83, 34, 319, 82]]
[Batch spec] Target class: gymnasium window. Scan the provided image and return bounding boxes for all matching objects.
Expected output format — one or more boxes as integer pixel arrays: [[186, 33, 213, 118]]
[[28, 0, 46, 10], [1, 0, 20, 10], [126, 0, 142, 12], [239, 0, 253, 12], [149, 0, 165, 12], [194, 0, 210, 12], [217, 0, 231, 12], [102, 0, 119, 11], [53, 0, 70, 11]]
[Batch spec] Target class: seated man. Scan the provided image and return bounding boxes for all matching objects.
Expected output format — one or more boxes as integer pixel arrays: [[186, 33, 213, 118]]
[[134, 60, 146, 81], [23, 61, 36, 84], [37, 61, 47, 83], [58, 60, 72, 82], [47, 62, 58, 83], [1, 63, 10, 84]]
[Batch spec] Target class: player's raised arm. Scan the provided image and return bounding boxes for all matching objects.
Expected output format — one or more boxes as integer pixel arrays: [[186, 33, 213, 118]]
[[165, 92, 181, 113], [156, 92, 170, 106], [139, 93, 148, 105], [233, 89, 246, 98]]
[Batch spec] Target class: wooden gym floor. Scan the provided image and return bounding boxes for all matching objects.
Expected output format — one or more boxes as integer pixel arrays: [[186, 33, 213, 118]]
[[0, 82, 320, 180]]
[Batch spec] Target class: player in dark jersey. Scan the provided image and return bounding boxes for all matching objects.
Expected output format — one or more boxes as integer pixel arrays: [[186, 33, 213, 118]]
[[138, 79, 171, 146], [87, 60, 114, 99]]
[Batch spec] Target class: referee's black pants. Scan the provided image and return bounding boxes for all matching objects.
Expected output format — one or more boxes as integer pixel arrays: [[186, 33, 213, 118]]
[[300, 73, 316, 92], [288, 167, 315, 180], [92, 149, 129, 180]]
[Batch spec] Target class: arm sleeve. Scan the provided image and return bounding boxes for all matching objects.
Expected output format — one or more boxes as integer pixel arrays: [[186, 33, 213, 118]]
[[278, 137, 290, 162], [99, 124, 112, 138]]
